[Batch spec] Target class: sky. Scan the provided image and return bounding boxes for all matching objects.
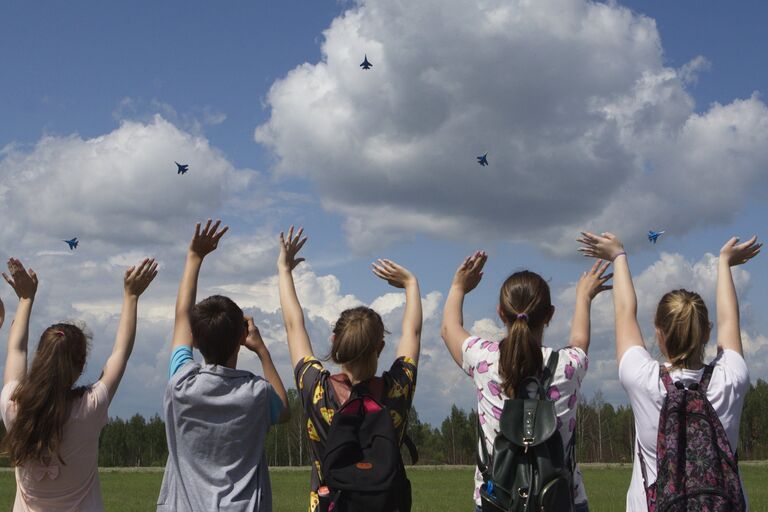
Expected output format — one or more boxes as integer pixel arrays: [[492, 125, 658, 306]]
[[0, 0, 766, 425]]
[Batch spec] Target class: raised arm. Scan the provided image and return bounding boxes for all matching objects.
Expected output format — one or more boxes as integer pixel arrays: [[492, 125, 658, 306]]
[[277, 226, 313, 367], [716, 236, 761, 355], [569, 260, 613, 354], [371, 260, 422, 364], [440, 251, 486, 366], [2, 259, 38, 385], [243, 316, 290, 423], [0, 295, 5, 331], [171, 219, 229, 351], [578, 232, 643, 362], [100, 258, 158, 402]]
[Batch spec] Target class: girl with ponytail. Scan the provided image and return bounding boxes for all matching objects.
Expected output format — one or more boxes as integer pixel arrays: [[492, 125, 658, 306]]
[[578, 232, 761, 511], [441, 251, 611, 512], [1, 257, 157, 511]]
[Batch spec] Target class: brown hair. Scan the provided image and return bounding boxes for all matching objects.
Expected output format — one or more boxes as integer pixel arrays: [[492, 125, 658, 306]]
[[655, 289, 711, 369], [330, 307, 388, 382], [190, 295, 245, 365], [5, 324, 89, 466], [498, 271, 552, 397]]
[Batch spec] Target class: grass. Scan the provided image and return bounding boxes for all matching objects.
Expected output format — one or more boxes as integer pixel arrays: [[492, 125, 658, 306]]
[[1, 464, 767, 511]]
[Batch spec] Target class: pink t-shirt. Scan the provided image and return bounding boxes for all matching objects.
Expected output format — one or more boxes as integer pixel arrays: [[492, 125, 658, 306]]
[[0, 380, 110, 512]]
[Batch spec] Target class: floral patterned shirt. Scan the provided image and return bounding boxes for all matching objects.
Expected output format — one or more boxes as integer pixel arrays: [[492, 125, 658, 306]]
[[294, 356, 418, 512], [461, 336, 589, 506]]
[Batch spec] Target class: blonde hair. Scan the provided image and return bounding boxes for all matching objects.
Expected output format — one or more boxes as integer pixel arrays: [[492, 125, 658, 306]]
[[655, 289, 711, 369], [330, 307, 388, 382]]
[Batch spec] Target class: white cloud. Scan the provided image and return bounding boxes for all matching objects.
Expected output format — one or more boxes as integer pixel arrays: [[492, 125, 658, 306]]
[[256, 0, 768, 253]]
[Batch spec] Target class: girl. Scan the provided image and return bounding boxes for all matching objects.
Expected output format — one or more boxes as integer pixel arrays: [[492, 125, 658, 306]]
[[1, 256, 158, 511], [277, 227, 422, 512], [441, 251, 612, 512], [577, 232, 760, 511]]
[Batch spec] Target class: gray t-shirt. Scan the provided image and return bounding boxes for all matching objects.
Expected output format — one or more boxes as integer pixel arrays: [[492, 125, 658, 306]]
[[157, 358, 275, 512]]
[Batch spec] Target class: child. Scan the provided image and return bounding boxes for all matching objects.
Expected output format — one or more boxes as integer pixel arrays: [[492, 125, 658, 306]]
[[1, 256, 158, 511], [277, 226, 422, 512], [578, 232, 760, 511], [157, 219, 290, 512], [441, 251, 611, 512]]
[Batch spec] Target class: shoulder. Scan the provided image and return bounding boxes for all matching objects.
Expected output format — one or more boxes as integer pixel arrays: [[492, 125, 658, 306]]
[[0, 381, 20, 424], [294, 356, 327, 391], [709, 349, 750, 392], [618, 346, 662, 396], [384, 356, 418, 384], [548, 346, 588, 385], [461, 335, 500, 372]]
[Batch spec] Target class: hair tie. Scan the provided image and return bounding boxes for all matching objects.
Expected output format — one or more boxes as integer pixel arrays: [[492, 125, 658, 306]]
[[515, 313, 529, 322], [53, 330, 65, 337]]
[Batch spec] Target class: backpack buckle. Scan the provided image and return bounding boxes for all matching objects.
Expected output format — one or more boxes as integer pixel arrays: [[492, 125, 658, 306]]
[[518, 488, 529, 499]]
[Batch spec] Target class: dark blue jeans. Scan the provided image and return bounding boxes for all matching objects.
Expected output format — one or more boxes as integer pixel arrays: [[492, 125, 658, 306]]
[[475, 503, 589, 512]]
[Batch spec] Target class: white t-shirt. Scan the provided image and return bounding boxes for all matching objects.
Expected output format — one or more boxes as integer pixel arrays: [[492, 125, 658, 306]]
[[461, 336, 589, 506], [618, 346, 750, 512]]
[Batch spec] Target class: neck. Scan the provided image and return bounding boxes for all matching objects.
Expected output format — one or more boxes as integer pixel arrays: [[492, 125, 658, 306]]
[[341, 365, 375, 385]]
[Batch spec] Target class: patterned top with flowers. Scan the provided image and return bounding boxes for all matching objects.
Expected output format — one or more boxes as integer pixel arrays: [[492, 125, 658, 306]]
[[294, 356, 418, 512], [461, 336, 589, 506]]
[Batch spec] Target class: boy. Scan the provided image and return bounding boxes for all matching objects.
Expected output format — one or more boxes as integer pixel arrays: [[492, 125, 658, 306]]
[[157, 219, 289, 512]]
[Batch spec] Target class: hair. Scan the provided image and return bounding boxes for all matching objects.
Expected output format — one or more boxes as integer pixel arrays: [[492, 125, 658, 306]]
[[498, 271, 552, 397], [329, 307, 388, 382], [190, 295, 245, 365], [654, 289, 711, 369], [4, 323, 90, 466]]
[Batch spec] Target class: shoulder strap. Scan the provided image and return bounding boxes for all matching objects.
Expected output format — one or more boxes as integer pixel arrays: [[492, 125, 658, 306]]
[[476, 415, 492, 480], [543, 350, 560, 390], [402, 434, 419, 465], [659, 365, 675, 393], [698, 364, 715, 393]]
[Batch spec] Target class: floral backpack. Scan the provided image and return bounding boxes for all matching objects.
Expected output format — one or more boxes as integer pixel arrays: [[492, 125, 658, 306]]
[[639, 365, 745, 512]]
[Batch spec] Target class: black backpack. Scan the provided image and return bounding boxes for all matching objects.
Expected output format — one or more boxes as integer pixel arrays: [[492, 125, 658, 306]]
[[318, 379, 418, 512], [477, 352, 575, 512]]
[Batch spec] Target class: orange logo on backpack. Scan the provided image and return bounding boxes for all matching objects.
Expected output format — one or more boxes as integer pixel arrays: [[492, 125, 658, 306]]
[[356, 462, 373, 470]]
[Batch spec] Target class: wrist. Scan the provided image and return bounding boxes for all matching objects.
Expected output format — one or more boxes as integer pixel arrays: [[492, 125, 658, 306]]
[[187, 251, 205, 263], [123, 292, 140, 301], [255, 346, 271, 359], [612, 251, 627, 261], [450, 282, 468, 294], [19, 296, 35, 305]]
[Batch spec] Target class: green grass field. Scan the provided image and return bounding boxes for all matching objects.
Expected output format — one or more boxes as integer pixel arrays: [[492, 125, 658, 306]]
[[1, 464, 766, 511]]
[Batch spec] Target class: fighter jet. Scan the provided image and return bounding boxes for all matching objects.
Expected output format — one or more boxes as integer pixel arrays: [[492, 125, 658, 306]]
[[360, 54, 372, 70], [176, 162, 189, 175], [477, 153, 489, 166], [63, 238, 79, 250], [648, 230, 665, 244]]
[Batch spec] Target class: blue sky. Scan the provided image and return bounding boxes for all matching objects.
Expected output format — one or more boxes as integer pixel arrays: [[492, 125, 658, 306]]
[[1, 0, 766, 424]]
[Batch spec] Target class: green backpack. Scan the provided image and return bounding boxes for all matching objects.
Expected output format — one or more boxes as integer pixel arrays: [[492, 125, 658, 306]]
[[477, 352, 575, 512]]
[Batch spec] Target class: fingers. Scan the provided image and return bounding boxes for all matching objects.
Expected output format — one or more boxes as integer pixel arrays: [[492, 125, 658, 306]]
[[1, 272, 12, 287], [28, 269, 38, 285], [203, 219, 212, 235], [194, 222, 201, 238], [213, 225, 229, 241]]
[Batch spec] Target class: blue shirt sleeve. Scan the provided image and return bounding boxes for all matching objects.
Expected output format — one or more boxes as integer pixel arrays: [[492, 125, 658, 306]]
[[169, 346, 194, 379], [268, 386, 284, 425]]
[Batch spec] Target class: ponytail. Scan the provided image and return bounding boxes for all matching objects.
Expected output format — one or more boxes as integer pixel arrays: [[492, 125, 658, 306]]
[[498, 271, 551, 397], [5, 324, 89, 466], [655, 290, 710, 369]]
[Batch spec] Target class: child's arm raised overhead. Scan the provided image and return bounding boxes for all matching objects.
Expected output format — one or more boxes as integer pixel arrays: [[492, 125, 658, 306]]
[[100, 258, 158, 402], [277, 226, 313, 368], [243, 316, 291, 423], [441, 251, 487, 366], [2, 259, 38, 386], [372, 259, 422, 364], [717, 236, 761, 356], [578, 232, 643, 362], [569, 260, 613, 354], [171, 219, 229, 352]]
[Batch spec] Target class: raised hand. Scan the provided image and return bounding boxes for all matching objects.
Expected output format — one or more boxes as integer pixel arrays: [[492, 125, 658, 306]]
[[371, 259, 416, 289], [242, 316, 267, 355], [2, 258, 38, 301], [451, 251, 487, 294], [720, 235, 761, 267], [124, 258, 159, 298], [577, 232, 625, 261], [278, 226, 307, 272], [190, 219, 229, 258], [576, 260, 613, 300]]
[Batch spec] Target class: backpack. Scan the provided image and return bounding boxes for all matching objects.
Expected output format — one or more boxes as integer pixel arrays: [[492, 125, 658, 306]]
[[317, 377, 418, 512], [639, 365, 745, 512], [477, 352, 575, 512]]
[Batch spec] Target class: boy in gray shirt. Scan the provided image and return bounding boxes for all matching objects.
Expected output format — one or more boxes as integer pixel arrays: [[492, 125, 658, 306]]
[[157, 220, 289, 512]]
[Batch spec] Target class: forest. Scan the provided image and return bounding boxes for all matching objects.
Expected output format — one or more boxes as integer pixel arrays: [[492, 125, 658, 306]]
[[1, 380, 766, 467]]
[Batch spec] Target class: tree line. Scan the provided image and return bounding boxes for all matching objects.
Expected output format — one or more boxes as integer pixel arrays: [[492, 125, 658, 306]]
[[1, 380, 767, 467]]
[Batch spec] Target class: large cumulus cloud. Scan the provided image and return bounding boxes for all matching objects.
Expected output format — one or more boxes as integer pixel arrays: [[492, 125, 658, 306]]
[[255, 0, 768, 253]]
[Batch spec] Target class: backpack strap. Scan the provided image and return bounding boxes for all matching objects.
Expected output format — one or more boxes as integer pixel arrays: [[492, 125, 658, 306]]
[[659, 365, 675, 394], [476, 414, 492, 481], [542, 350, 560, 394], [698, 364, 715, 393], [638, 439, 651, 493]]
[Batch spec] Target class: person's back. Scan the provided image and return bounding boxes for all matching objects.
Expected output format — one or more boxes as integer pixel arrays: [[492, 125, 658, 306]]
[[158, 220, 289, 512]]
